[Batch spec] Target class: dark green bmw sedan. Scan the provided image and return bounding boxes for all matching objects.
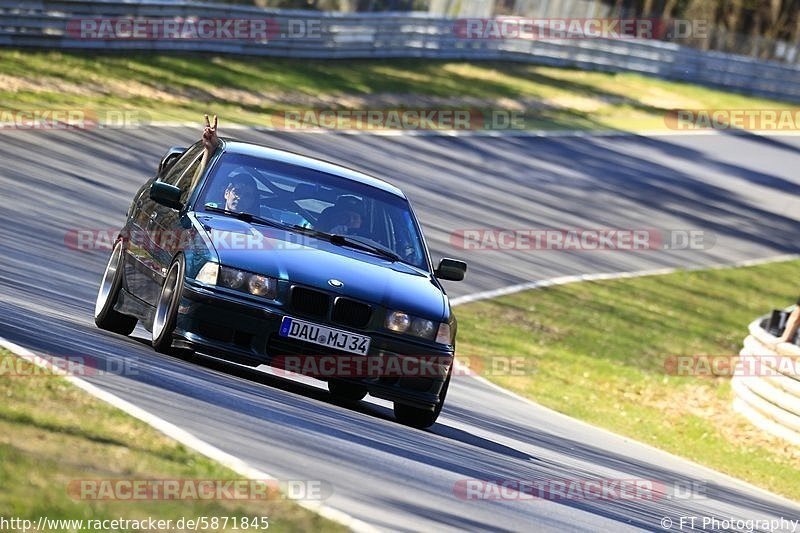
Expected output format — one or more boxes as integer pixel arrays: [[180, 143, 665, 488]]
[[94, 138, 466, 428]]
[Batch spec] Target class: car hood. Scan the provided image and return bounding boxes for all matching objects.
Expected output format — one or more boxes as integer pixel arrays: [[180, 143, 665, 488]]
[[197, 214, 447, 320]]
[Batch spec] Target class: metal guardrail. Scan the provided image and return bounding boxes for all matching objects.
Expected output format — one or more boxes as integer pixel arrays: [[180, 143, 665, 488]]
[[734, 317, 800, 445], [2, 0, 800, 102]]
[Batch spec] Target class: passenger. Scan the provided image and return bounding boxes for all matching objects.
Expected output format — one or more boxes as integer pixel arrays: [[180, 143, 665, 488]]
[[329, 208, 362, 235], [319, 195, 366, 236], [202, 114, 220, 157], [778, 296, 800, 344], [187, 114, 222, 193]]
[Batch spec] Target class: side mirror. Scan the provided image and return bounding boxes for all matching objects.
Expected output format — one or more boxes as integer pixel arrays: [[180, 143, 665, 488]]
[[435, 258, 467, 281], [150, 181, 182, 210], [158, 146, 186, 176]]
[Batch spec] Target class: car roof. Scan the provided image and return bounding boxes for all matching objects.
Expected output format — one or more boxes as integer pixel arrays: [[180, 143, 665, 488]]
[[220, 138, 406, 198]]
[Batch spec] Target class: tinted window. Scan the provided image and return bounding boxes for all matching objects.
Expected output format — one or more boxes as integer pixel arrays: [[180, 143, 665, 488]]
[[163, 143, 202, 185], [175, 155, 203, 203]]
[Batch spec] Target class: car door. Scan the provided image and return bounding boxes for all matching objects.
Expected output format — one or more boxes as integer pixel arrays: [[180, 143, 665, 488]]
[[129, 144, 203, 306], [121, 179, 154, 300], [149, 148, 206, 290]]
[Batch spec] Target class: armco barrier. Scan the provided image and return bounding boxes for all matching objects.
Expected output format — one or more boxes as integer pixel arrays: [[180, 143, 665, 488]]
[[2, 0, 800, 102], [734, 317, 800, 445]]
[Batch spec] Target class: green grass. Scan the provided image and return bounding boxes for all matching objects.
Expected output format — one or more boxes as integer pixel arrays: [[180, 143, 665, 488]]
[[455, 259, 800, 501], [0, 50, 793, 131], [0, 349, 344, 532]]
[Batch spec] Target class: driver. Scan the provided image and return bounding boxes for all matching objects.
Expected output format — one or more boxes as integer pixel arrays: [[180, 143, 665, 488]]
[[223, 173, 259, 213], [200, 114, 259, 214]]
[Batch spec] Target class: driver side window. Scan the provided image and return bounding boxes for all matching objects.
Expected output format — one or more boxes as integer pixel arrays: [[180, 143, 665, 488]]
[[163, 144, 203, 203], [175, 155, 203, 204], [163, 143, 202, 186]]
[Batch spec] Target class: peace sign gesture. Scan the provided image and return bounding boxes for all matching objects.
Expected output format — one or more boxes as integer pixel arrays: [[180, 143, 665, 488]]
[[202, 114, 219, 152]]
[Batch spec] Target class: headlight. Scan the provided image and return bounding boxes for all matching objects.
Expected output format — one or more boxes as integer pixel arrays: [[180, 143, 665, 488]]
[[220, 266, 247, 289], [410, 318, 436, 339], [385, 310, 444, 342], [217, 266, 278, 299], [248, 274, 277, 298], [195, 262, 219, 285], [385, 310, 410, 332]]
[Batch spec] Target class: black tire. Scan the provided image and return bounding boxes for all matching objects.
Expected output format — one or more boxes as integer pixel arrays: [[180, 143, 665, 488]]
[[394, 365, 452, 429], [94, 240, 137, 335], [328, 380, 368, 402], [152, 255, 185, 354]]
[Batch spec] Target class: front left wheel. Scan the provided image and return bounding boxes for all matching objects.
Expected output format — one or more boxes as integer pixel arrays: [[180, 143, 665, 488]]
[[328, 380, 368, 402], [94, 240, 137, 335], [394, 364, 452, 429], [152, 255, 186, 354]]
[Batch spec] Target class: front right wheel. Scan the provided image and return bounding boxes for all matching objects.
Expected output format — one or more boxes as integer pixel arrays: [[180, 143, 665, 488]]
[[152, 255, 186, 354]]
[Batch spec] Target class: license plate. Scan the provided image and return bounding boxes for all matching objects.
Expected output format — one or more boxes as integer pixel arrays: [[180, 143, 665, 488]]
[[279, 316, 371, 356]]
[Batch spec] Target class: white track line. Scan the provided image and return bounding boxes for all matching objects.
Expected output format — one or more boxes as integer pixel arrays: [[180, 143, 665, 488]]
[[450, 254, 800, 307], [0, 338, 377, 533], [451, 252, 800, 509]]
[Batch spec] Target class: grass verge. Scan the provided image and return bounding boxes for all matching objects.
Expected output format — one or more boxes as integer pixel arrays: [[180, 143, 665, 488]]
[[0, 348, 345, 532], [0, 50, 793, 131], [455, 259, 800, 501]]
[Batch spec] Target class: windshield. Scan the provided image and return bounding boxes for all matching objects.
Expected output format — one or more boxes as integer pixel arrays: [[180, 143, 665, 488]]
[[197, 152, 429, 270]]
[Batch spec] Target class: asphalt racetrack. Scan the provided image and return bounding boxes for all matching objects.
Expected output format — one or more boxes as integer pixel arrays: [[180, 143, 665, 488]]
[[1, 128, 799, 531]]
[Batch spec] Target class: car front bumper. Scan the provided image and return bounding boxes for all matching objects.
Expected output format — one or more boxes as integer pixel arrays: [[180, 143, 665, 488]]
[[174, 280, 454, 410]]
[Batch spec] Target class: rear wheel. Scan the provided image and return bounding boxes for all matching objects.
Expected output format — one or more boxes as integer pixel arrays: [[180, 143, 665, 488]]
[[152, 256, 185, 354], [94, 240, 137, 335], [394, 365, 452, 429], [328, 380, 368, 402]]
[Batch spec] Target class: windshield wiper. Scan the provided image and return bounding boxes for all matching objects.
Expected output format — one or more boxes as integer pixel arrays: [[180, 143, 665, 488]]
[[290, 225, 399, 262], [204, 205, 291, 231], [204, 208, 400, 262], [290, 224, 332, 240], [335, 235, 400, 262]]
